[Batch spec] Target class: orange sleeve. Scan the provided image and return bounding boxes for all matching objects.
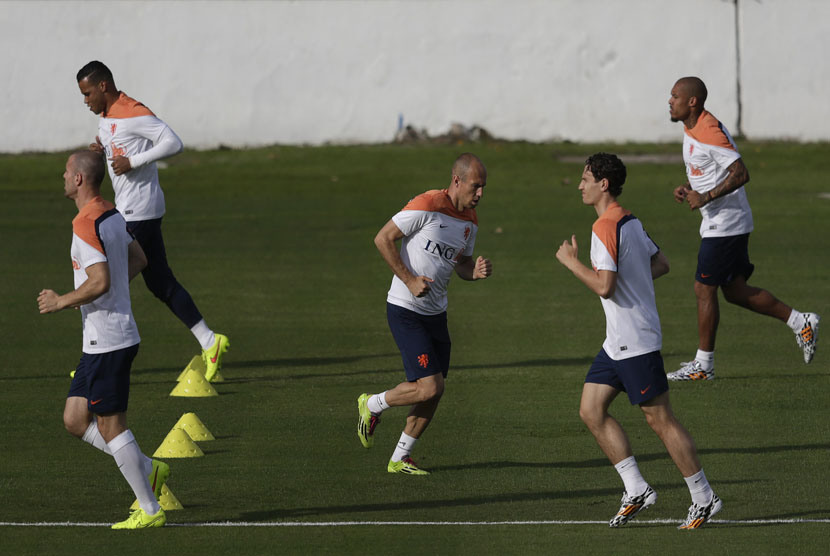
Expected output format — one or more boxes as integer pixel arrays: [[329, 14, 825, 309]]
[[72, 215, 104, 255], [401, 190, 440, 212], [105, 93, 156, 119], [687, 112, 735, 150], [592, 217, 619, 265]]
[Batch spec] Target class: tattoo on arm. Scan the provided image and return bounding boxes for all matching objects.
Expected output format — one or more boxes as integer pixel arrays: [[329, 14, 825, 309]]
[[706, 159, 749, 203]]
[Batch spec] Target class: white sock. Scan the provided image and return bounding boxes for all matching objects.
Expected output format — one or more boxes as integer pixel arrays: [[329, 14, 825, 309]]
[[367, 392, 389, 415], [787, 309, 805, 332], [695, 350, 714, 371], [191, 319, 215, 351], [82, 420, 111, 455], [684, 468, 715, 506], [108, 430, 160, 515], [614, 456, 649, 495], [391, 432, 418, 462]]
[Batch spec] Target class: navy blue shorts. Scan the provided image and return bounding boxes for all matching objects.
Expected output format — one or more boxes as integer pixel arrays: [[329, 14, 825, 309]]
[[585, 348, 669, 405], [67, 344, 139, 414], [387, 303, 451, 382], [696, 233, 755, 286]]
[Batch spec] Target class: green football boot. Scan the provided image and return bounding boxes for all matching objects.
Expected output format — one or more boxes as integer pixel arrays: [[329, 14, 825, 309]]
[[387, 456, 429, 475], [111, 507, 166, 530], [203, 333, 230, 382], [357, 393, 380, 448], [148, 459, 170, 500]]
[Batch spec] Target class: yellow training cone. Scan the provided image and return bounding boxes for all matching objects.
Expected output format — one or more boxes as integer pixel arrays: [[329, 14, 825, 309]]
[[152, 427, 204, 458], [177, 355, 206, 381], [130, 485, 184, 511], [159, 484, 184, 510], [170, 369, 218, 397], [173, 412, 216, 441]]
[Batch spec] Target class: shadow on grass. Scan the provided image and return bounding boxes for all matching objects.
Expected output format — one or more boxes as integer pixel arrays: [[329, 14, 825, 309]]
[[431, 442, 830, 473], [134, 355, 596, 384], [238, 479, 752, 521]]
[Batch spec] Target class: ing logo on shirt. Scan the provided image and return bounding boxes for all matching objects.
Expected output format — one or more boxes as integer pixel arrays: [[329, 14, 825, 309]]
[[688, 163, 703, 177], [689, 144, 695, 156], [464, 226, 471, 240], [71, 258, 80, 270], [423, 239, 461, 262], [110, 123, 117, 135], [417, 353, 429, 368]]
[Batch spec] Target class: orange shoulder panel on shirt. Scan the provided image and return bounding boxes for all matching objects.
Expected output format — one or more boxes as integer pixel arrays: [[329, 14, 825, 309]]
[[684, 111, 734, 150], [72, 197, 115, 255], [592, 203, 630, 265], [402, 189, 478, 224], [402, 190, 442, 212], [104, 92, 155, 119]]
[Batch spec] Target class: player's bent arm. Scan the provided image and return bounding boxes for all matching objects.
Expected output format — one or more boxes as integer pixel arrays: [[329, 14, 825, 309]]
[[575, 267, 617, 299], [38, 262, 110, 313], [128, 123, 184, 169], [455, 255, 492, 281], [651, 250, 670, 280], [127, 240, 147, 281], [702, 158, 750, 204], [374, 219, 431, 297], [556, 237, 616, 298]]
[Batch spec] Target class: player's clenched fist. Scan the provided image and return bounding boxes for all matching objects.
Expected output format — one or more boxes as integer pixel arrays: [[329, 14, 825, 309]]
[[556, 235, 578, 266], [406, 276, 434, 298]]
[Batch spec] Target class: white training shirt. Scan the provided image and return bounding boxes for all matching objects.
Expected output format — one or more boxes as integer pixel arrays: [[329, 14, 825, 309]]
[[387, 189, 478, 315], [71, 196, 140, 354], [682, 110, 754, 238], [590, 202, 662, 360], [97, 92, 183, 222]]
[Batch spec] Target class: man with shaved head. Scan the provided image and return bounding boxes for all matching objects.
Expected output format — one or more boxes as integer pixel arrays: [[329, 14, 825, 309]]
[[357, 153, 492, 474], [667, 77, 819, 381], [39, 151, 167, 529]]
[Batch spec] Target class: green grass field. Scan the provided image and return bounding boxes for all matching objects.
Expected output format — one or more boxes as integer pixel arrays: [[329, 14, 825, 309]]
[[1, 141, 828, 554]]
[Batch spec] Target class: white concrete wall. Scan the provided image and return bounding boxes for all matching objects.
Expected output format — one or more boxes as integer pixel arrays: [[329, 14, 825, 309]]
[[0, 0, 827, 153]]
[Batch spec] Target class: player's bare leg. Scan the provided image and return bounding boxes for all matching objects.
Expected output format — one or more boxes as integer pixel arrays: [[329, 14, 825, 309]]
[[669, 282, 719, 380], [721, 276, 791, 320], [383, 374, 444, 475], [695, 281, 719, 352], [640, 392, 700, 477], [581, 383, 656, 527], [385, 373, 444, 409], [63, 396, 94, 438], [579, 383, 632, 464]]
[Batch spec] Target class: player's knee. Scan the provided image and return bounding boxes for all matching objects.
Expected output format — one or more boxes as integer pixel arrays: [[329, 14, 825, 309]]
[[643, 408, 673, 433], [579, 404, 602, 429], [722, 284, 747, 305], [63, 413, 87, 438], [417, 377, 444, 402]]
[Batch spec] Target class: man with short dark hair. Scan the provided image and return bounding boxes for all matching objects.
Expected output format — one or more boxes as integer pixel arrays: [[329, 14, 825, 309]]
[[356, 153, 492, 475], [39, 150, 167, 529], [76, 61, 228, 381], [556, 153, 721, 529], [667, 76, 819, 380]]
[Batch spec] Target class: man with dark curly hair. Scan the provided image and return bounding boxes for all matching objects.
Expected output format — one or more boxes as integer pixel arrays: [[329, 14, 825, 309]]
[[556, 152, 721, 529]]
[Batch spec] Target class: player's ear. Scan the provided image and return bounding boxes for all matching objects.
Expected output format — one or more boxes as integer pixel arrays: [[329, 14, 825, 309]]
[[600, 178, 609, 192]]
